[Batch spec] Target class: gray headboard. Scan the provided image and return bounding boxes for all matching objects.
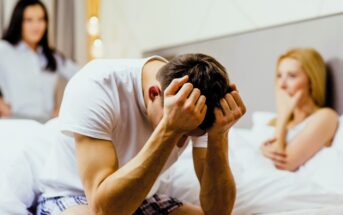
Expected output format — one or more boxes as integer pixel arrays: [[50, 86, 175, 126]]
[[144, 13, 343, 128]]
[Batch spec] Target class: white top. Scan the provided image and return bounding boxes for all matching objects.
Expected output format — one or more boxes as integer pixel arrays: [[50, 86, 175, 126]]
[[39, 57, 207, 198], [286, 115, 314, 142], [0, 40, 78, 122]]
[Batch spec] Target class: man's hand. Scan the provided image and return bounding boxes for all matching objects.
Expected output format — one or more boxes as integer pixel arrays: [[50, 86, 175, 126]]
[[0, 98, 11, 117], [207, 83, 246, 139], [162, 75, 207, 135]]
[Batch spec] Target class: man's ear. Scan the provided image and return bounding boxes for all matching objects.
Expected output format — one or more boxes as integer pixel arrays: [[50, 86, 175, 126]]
[[148, 85, 161, 101]]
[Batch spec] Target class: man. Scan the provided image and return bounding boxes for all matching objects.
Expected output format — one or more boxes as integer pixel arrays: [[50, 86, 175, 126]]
[[38, 54, 246, 214]]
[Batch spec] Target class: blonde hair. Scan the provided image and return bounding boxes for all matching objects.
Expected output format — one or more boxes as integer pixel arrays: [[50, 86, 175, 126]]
[[269, 48, 327, 126], [276, 48, 327, 107]]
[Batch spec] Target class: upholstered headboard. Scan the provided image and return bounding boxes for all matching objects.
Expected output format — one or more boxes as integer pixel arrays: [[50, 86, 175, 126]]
[[144, 13, 343, 128]]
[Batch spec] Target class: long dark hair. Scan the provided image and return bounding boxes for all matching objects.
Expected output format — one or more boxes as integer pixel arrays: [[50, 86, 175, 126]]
[[2, 0, 57, 71]]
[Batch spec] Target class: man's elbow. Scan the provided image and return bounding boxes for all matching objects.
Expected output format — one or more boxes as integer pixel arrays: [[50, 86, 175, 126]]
[[89, 194, 106, 215], [89, 190, 134, 215], [89, 190, 115, 215]]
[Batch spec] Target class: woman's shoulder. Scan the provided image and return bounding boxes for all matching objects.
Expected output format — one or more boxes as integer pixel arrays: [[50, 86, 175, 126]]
[[0, 41, 16, 64], [314, 107, 338, 117], [310, 107, 338, 124], [0, 40, 13, 51]]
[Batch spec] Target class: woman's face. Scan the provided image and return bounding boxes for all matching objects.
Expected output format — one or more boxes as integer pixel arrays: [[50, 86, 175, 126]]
[[22, 4, 47, 46], [277, 58, 310, 97]]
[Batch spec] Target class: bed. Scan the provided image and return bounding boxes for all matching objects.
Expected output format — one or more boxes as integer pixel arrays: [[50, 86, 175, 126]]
[[1, 117, 343, 214], [157, 113, 343, 215], [0, 119, 57, 214]]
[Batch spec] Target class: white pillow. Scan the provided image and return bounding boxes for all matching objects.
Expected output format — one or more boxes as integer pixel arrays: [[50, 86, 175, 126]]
[[251, 111, 275, 147], [331, 115, 343, 150], [251, 111, 276, 127]]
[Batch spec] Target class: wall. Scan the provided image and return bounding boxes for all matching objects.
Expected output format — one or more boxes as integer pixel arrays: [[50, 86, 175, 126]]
[[99, 0, 343, 58], [143, 13, 343, 127]]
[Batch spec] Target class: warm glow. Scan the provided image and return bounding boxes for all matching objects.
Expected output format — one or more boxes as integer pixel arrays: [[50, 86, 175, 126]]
[[87, 16, 99, 36], [87, 0, 101, 60], [91, 38, 103, 58]]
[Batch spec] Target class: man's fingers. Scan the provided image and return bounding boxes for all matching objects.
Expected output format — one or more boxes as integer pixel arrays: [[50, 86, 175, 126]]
[[195, 95, 206, 112], [213, 106, 224, 119], [200, 104, 207, 115], [231, 91, 246, 115], [177, 83, 194, 102], [222, 93, 243, 121], [188, 88, 201, 105], [164, 75, 189, 96], [229, 83, 238, 92], [199, 105, 207, 122], [219, 98, 230, 116], [225, 94, 238, 111]]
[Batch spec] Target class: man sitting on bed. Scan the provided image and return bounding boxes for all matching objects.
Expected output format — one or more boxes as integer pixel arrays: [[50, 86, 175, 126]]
[[38, 53, 246, 215]]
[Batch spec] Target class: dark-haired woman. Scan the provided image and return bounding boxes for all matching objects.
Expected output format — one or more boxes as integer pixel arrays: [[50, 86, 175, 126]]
[[0, 0, 78, 122]]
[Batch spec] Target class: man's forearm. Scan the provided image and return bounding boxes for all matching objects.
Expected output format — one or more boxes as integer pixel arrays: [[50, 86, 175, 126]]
[[199, 133, 236, 215], [92, 121, 182, 215]]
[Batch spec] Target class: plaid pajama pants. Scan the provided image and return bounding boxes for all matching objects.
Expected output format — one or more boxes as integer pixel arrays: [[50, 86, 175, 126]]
[[37, 194, 183, 215]]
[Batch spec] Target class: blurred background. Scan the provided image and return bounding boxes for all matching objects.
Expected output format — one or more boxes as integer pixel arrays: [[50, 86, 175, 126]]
[[1, 0, 343, 126], [1, 0, 343, 64]]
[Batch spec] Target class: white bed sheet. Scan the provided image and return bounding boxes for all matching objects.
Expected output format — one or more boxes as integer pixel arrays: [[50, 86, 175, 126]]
[[229, 124, 343, 214], [1, 116, 343, 214], [0, 119, 57, 215], [161, 122, 343, 215]]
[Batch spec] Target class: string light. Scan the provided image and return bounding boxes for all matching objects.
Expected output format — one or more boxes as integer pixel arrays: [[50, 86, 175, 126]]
[[87, 0, 102, 59], [91, 38, 103, 58], [87, 16, 99, 36]]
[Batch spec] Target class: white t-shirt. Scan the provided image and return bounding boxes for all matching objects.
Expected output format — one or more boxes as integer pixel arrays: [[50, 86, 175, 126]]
[[39, 56, 207, 198], [0, 40, 78, 122]]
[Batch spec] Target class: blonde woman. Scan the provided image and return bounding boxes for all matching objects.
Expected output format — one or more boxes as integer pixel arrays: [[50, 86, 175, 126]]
[[260, 48, 338, 171]]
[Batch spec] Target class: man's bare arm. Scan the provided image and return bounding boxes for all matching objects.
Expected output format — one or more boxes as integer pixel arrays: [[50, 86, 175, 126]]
[[75, 75, 207, 215], [193, 86, 246, 215], [75, 122, 183, 215]]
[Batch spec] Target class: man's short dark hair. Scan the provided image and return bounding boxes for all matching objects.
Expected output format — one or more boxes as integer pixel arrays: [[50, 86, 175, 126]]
[[156, 53, 231, 130]]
